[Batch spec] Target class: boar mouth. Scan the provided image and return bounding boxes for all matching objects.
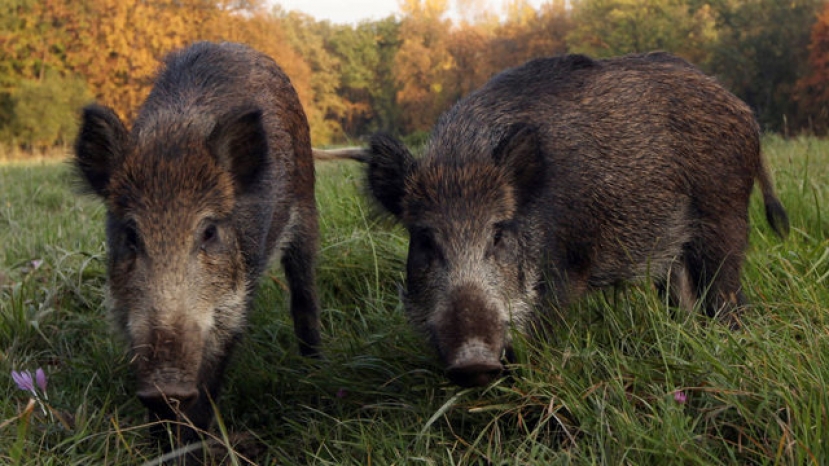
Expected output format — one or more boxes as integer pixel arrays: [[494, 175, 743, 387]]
[[132, 363, 203, 419], [446, 360, 504, 387], [136, 377, 200, 419], [441, 336, 513, 387]]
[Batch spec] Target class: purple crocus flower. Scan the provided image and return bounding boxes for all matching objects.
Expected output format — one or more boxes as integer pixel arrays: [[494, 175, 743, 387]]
[[35, 368, 47, 392], [11, 368, 46, 395], [12, 370, 35, 392], [12, 368, 50, 418], [673, 390, 687, 404]]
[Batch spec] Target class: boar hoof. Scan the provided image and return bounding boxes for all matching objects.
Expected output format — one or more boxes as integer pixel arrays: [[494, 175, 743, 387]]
[[446, 361, 504, 388]]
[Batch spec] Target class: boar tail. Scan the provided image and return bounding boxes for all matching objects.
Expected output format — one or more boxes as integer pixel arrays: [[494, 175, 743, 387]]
[[757, 156, 790, 239], [312, 147, 370, 163]]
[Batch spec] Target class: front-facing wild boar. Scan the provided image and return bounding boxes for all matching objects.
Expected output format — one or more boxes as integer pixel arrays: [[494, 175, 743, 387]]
[[363, 52, 789, 388], [74, 42, 321, 440]]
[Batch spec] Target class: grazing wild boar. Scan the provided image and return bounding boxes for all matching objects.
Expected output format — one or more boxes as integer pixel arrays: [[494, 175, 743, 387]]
[[74, 41, 321, 439], [358, 52, 789, 388]]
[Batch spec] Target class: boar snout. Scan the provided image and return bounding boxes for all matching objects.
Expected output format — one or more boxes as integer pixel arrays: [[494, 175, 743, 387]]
[[136, 378, 199, 415], [131, 322, 206, 417], [432, 285, 508, 387], [446, 357, 504, 388]]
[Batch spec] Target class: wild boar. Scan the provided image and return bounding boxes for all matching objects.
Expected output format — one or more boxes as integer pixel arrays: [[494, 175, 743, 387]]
[[74, 41, 321, 440], [358, 52, 789, 388]]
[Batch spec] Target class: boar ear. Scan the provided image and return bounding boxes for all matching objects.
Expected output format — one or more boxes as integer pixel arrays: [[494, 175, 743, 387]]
[[74, 104, 128, 198], [492, 124, 545, 207], [209, 106, 269, 194], [366, 133, 416, 218]]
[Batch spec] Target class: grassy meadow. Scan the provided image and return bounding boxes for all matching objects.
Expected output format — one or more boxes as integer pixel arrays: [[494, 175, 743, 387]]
[[1, 136, 828, 465]]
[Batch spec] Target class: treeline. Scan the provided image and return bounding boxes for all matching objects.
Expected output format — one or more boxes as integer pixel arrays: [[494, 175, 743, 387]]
[[1, 0, 827, 149]]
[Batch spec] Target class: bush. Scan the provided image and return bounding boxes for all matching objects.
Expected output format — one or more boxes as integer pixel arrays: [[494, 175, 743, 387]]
[[401, 129, 430, 149], [4, 70, 92, 149]]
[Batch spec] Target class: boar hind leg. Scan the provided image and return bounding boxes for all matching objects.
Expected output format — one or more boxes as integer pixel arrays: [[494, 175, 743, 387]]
[[282, 213, 322, 357], [686, 214, 749, 325], [663, 258, 698, 314]]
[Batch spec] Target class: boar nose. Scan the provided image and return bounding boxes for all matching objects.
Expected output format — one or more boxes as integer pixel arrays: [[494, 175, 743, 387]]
[[137, 385, 199, 414], [445, 360, 504, 387]]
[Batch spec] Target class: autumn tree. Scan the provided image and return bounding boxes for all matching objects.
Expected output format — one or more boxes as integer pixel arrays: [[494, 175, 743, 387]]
[[441, 0, 572, 125], [64, 0, 208, 121], [204, 7, 315, 140], [0, 0, 319, 147], [278, 11, 348, 144], [708, 0, 823, 133], [362, 17, 404, 136], [567, 0, 716, 61], [0, 0, 92, 146], [488, 0, 572, 72], [6, 70, 91, 148], [326, 17, 402, 139], [796, 1, 829, 135], [2, 0, 827, 148], [0, 0, 74, 84], [444, 23, 493, 104], [455, 0, 500, 26], [395, 0, 455, 134]]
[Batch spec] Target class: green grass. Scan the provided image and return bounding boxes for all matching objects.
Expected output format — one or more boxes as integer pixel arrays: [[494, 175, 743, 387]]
[[1, 135, 827, 465]]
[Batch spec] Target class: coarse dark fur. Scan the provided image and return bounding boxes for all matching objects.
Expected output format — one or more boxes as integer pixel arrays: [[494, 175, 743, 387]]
[[74, 41, 321, 444], [360, 52, 789, 388]]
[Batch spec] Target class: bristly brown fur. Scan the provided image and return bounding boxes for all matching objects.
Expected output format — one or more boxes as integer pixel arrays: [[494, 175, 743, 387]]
[[363, 51, 789, 388], [73, 41, 321, 446]]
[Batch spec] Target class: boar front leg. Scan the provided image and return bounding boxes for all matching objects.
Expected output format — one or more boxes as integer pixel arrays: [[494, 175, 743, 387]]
[[281, 212, 322, 357]]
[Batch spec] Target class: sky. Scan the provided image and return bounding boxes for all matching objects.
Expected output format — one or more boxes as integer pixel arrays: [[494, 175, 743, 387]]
[[270, 0, 549, 25]]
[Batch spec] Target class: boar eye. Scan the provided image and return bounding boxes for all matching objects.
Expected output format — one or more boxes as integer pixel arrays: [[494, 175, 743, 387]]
[[410, 227, 444, 266], [493, 226, 504, 247], [413, 228, 436, 252], [123, 223, 139, 252], [200, 223, 219, 250], [489, 222, 512, 256]]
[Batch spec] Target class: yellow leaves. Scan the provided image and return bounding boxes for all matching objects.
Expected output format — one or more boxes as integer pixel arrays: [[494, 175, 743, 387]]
[[400, 0, 449, 20], [392, 0, 574, 134], [683, 3, 718, 64], [394, 0, 459, 131], [55, 0, 311, 127], [568, 0, 714, 57], [503, 0, 538, 26], [455, 0, 499, 27], [70, 0, 206, 121]]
